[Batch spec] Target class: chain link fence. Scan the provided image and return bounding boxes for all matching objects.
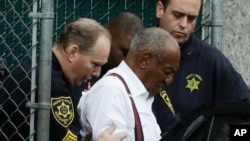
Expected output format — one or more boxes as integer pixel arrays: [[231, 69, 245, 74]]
[[0, 0, 213, 141]]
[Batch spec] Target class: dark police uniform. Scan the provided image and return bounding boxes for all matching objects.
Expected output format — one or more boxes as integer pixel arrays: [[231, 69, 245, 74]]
[[0, 53, 81, 141], [152, 34, 250, 134], [50, 53, 82, 140]]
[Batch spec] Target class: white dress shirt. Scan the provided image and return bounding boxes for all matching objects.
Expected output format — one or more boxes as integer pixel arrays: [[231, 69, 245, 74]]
[[77, 61, 161, 141]]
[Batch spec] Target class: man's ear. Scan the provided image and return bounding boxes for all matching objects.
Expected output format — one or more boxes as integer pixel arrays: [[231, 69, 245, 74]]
[[156, 1, 164, 19], [138, 52, 152, 69], [67, 45, 79, 62]]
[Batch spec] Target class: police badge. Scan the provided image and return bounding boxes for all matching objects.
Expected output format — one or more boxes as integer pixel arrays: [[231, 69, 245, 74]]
[[51, 96, 74, 127], [185, 73, 202, 93]]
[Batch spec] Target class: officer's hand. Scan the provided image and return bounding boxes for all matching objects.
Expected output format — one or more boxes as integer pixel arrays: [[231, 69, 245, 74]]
[[82, 130, 92, 141], [97, 124, 127, 141]]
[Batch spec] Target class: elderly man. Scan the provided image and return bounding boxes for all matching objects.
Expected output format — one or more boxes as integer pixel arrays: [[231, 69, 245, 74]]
[[78, 27, 180, 141]]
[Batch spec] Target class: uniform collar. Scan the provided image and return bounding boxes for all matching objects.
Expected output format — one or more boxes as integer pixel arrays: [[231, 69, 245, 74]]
[[52, 52, 62, 71], [155, 23, 195, 60], [180, 34, 196, 60], [52, 52, 68, 84]]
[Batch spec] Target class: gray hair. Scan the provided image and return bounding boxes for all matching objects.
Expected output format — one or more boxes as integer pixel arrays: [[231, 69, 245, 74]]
[[129, 27, 176, 63]]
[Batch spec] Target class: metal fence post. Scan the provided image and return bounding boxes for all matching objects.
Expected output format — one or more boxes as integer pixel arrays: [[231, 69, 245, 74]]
[[37, 0, 54, 141], [202, 0, 212, 44], [211, 0, 223, 49], [29, 0, 39, 140]]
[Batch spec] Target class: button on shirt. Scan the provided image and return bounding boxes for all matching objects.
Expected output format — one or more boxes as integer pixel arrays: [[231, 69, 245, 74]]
[[77, 61, 161, 141]]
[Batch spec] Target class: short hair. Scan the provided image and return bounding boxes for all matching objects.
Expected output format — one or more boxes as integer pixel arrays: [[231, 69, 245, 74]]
[[106, 12, 144, 38], [55, 18, 111, 53], [129, 27, 177, 63], [160, 0, 202, 10], [160, 0, 170, 10]]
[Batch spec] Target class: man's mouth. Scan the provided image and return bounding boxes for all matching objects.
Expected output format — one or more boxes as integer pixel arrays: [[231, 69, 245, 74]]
[[173, 31, 186, 38]]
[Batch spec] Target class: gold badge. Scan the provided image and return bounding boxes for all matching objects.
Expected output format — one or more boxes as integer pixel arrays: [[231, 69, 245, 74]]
[[51, 96, 74, 127], [63, 130, 78, 141], [185, 73, 202, 92]]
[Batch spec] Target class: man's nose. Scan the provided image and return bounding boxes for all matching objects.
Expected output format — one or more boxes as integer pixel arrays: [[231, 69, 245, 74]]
[[92, 66, 101, 77], [179, 16, 188, 29], [165, 75, 173, 85]]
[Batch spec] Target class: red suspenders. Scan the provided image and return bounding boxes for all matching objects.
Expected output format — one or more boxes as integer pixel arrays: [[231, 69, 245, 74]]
[[109, 73, 144, 141]]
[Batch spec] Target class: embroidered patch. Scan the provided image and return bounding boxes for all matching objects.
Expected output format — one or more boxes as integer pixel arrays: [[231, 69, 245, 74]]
[[185, 73, 202, 92], [160, 90, 176, 115], [63, 130, 78, 141], [51, 96, 74, 127]]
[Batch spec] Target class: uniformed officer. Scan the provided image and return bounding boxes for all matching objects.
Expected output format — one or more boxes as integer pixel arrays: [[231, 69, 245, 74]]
[[1, 18, 116, 141], [153, 0, 250, 136]]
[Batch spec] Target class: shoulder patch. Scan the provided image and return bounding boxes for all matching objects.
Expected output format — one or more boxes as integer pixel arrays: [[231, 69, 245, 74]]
[[51, 96, 74, 127], [160, 90, 176, 115], [63, 130, 78, 141]]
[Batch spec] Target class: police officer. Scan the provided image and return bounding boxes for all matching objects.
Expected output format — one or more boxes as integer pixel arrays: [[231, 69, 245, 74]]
[[1, 18, 112, 141], [153, 0, 250, 136]]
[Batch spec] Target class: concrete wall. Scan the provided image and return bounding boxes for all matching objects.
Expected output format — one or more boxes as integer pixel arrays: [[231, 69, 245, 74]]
[[222, 0, 250, 87]]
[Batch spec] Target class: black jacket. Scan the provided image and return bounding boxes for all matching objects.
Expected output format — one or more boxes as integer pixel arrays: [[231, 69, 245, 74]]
[[153, 34, 250, 134], [0, 53, 82, 141]]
